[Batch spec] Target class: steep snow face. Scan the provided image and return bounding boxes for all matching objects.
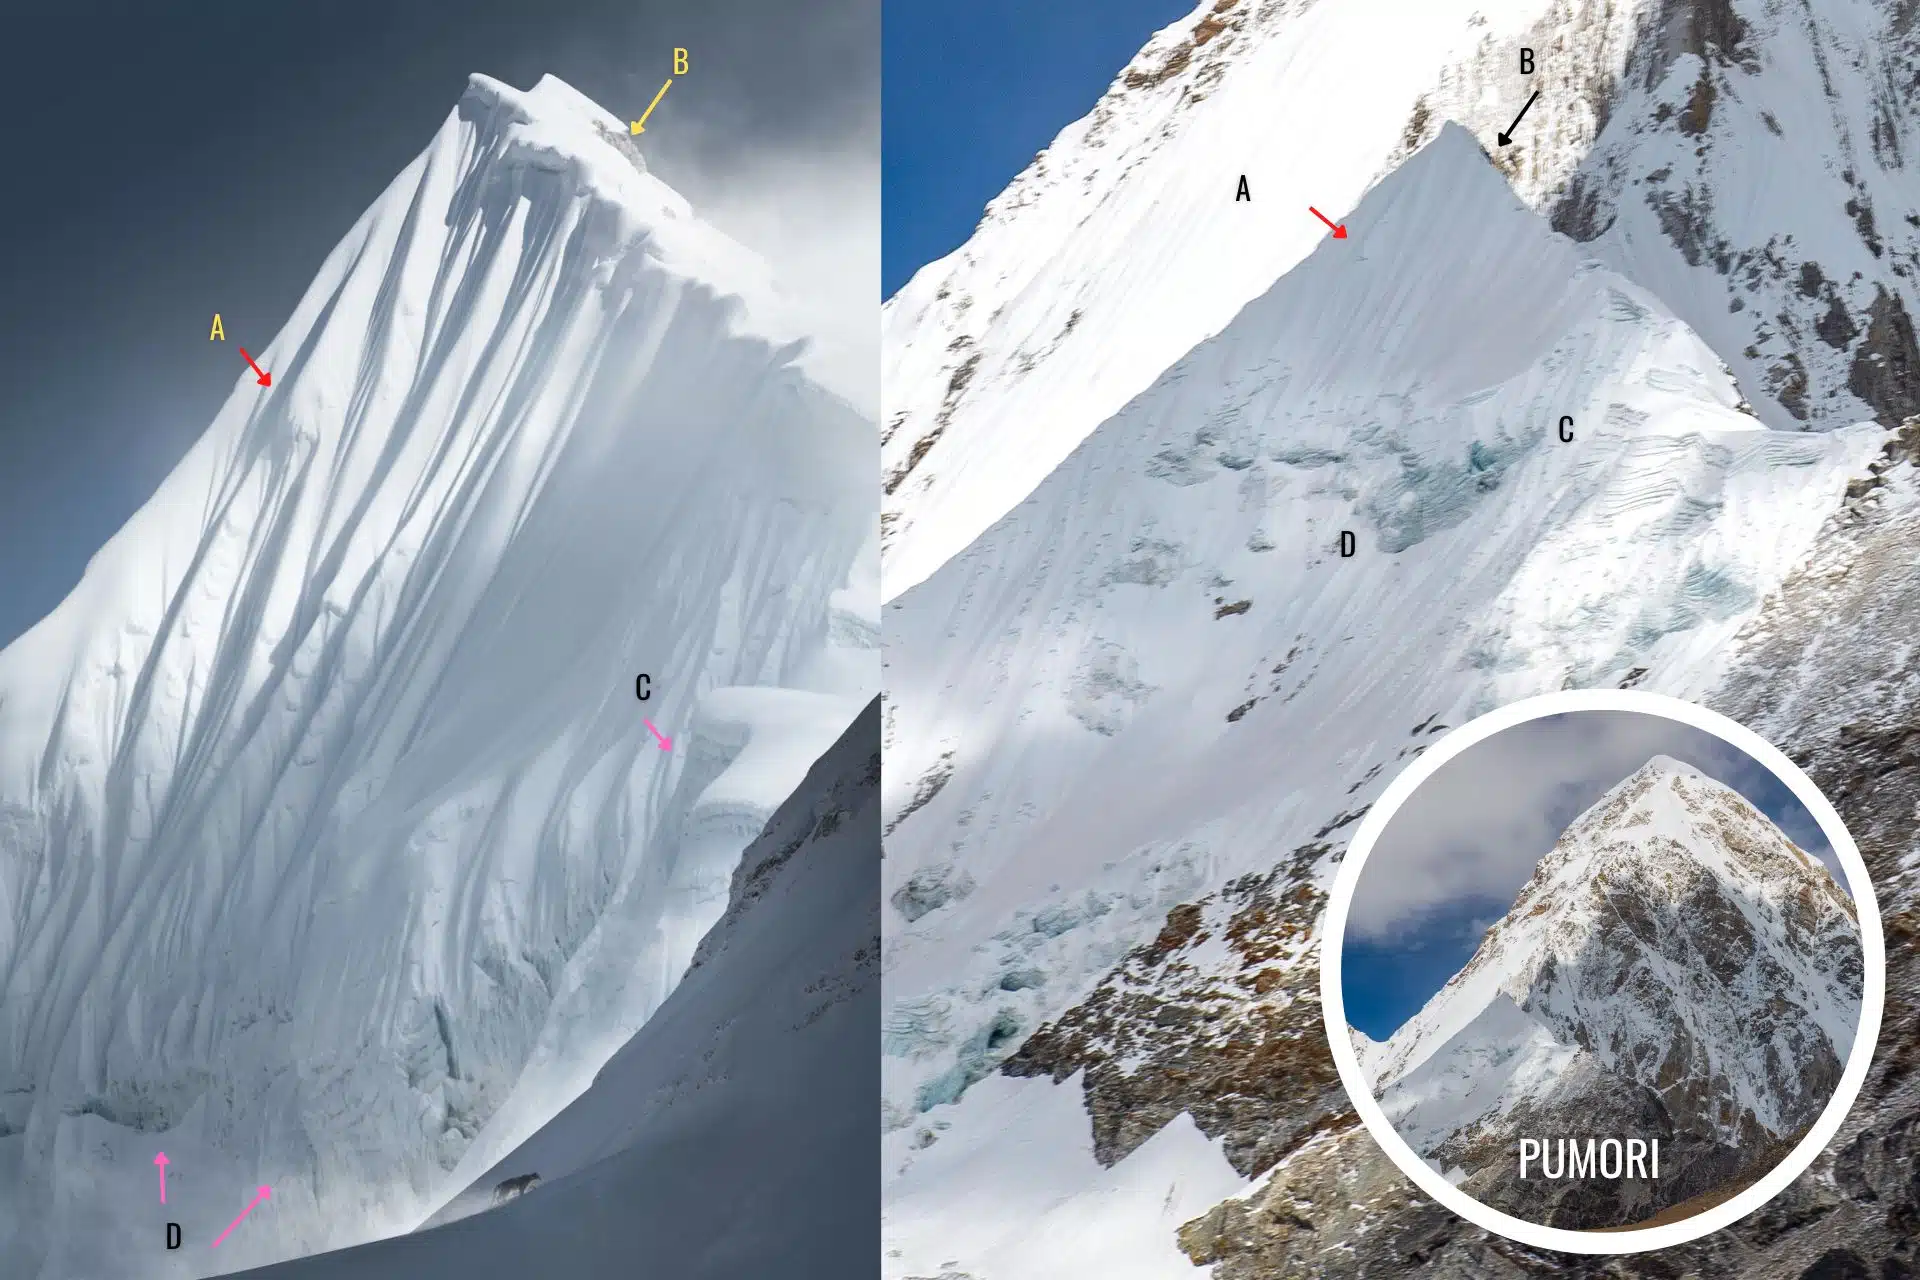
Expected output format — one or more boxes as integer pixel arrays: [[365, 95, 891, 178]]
[[882, 0, 1920, 599], [1551, 0, 1920, 431], [880, 124, 1882, 1152], [234, 700, 880, 1280], [880, 0, 1672, 597], [878, 0, 1918, 1264], [0, 74, 874, 1278], [1371, 757, 1862, 1168]]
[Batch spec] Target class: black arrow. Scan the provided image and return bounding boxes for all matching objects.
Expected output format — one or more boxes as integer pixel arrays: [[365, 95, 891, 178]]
[[1497, 90, 1540, 146]]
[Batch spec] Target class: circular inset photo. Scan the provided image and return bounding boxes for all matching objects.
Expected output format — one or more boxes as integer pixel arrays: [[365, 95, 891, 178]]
[[1320, 690, 1884, 1254]]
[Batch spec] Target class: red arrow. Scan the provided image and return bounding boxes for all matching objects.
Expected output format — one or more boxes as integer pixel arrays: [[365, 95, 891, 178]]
[[238, 347, 272, 387], [212, 1186, 272, 1248], [1309, 206, 1348, 239], [153, 1152, 169, 1204], [643, 718, 672, 751]]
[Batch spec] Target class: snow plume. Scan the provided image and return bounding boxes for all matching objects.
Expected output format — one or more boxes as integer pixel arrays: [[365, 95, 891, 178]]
[[0, 73, 874, 1278], [641, 123, 878, 422], [689, 146, 879, 422], [608, 4, 878, 423]]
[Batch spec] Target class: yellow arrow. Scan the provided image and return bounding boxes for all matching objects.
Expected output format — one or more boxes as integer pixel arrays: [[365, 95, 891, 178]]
[[630, 79, 672, 135]]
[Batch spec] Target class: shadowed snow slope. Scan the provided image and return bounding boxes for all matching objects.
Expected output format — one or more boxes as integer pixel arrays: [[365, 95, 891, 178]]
[[230, 699, 879, 1280], [880, 123, 1884, 1275], [0, 73, 874, 1278]]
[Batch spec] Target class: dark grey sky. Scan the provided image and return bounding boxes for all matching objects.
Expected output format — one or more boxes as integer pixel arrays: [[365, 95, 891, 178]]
[[0, 0, 876, 650]]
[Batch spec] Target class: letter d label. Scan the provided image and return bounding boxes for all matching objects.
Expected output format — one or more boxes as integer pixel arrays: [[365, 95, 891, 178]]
[[166, 1222, 182, 1249]]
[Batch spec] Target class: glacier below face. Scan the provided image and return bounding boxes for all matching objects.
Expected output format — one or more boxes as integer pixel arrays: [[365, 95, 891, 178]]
[[226, 699, 880, 1280], [0, 73, 875, 1277]]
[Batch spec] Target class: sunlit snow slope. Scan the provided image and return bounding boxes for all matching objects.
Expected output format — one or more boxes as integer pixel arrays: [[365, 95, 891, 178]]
[[0, 73, 874, 1279], [881, 0, 1920, 598], [231, 700, 879, 1280], [880, 124, 1884, 1275], [880, 0, 1658, 597]]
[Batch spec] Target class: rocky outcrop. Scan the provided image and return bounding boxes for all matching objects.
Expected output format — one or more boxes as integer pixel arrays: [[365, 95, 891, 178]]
[[1545, 0, 1920, 430], [1848, 287, 1920, 427], [1000, 835, 1350, 1177], [1175, 435, 1920, 1277]]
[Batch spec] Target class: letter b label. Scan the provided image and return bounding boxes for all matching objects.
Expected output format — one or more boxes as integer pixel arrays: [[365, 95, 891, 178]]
[[1520, 47, 1535, 74], [674, 48, 689, 75]]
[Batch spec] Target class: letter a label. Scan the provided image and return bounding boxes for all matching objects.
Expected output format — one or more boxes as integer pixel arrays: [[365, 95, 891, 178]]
[[1236, 175, 1251, 201], [209, 313, 225, 341]]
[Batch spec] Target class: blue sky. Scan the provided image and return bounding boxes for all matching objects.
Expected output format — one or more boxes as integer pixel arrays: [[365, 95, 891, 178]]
[[883, 0, 1192, 297], [1342, 711, 1841, 1041]]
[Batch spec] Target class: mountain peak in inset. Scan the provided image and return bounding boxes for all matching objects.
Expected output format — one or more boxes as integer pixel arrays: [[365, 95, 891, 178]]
[[1368, 757, 1862, 1228]]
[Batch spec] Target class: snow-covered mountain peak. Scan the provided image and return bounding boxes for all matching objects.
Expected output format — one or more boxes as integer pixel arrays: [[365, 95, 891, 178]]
[[1370, 752, 1861, 1185], [0, 71, 873, 1279], [455, 72, 803, 336], [879, 0, 1661, 597], [1524, 754, 1846, 915], [883, 0, 1920, 600], [461, 71, 674, 219], [884, 0, 1912, 1262], [1639, 751, 1705, 778], [1248, 118, 1744, 421], [880, 72, 1881, 1156], [1358, 750, 1862, 1227]]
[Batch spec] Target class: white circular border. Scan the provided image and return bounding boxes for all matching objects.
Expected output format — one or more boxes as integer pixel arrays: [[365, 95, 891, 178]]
[[1320, 689, 1886, 1254]]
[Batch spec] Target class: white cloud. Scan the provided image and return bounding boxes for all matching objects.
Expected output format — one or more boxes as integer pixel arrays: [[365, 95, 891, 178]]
[[639, 92, 878, 421], [1347, 711, 1838, 938]]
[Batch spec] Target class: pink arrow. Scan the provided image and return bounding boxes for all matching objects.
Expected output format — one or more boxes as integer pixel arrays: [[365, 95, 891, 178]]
[[153, 1152, 169, 1204], [643, 718, 672, 751], [211, 1186, 272, 1248]]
